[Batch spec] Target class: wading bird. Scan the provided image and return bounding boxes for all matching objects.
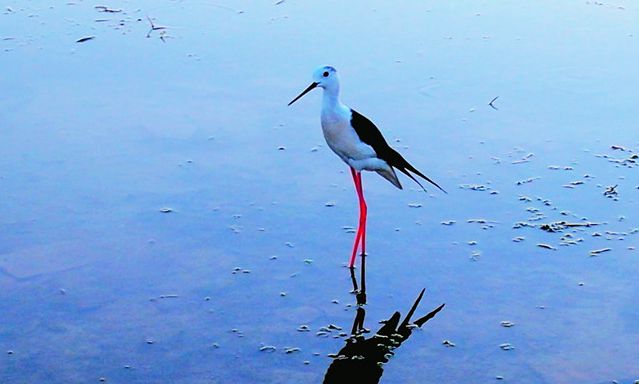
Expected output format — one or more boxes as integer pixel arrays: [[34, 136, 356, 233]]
[[288, 66, 445, 268]]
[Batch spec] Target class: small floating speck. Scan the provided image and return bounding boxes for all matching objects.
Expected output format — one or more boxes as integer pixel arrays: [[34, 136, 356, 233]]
[[408, 203, 422, 208], [342, 226, 356, 233], [500, 321, 515, 328], [297, 325, 310, 332], [285, 347, 301, 354], [7, 350, 13, 355], [303, 259, 313, 264], [159, 207, 173, 213], [442, 340, 456, 347], [537, 243, 556, 250], [324, 201, 335, 207], [441, 220, 456, 226], [280, 292, 287, 297], [499, 343, 514, 351], [512, 236, 525, 242]]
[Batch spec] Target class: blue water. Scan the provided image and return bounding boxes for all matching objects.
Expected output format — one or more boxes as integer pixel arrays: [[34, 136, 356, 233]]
[[1, 1, 639, 383]]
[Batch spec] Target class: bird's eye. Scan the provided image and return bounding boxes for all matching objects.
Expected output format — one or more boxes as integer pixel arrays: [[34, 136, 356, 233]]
[[323, 71, 329, 77]]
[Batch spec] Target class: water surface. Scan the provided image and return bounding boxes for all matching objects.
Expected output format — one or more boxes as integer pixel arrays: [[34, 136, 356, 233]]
[[1, 1, 639, 383]]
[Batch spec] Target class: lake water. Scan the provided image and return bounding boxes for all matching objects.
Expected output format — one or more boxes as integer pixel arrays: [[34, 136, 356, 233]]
[[1, 1, 638, 383]]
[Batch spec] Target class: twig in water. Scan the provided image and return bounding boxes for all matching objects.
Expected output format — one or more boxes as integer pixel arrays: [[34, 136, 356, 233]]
[[489, 96, 499, 110], [146, 16, 167, 38]]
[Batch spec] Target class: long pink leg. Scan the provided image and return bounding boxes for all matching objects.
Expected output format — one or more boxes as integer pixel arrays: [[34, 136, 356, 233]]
[[356, 172, 367, 256], [349, 168, 367, 268], [349, 168, 363, 267]]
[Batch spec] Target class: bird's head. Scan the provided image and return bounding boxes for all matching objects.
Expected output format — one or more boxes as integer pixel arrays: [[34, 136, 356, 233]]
[[288, 65, 339, 106]]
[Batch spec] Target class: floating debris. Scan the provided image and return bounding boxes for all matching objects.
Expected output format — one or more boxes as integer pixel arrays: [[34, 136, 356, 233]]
[[408, 203, 422, 208], [284, 347, 301, 354], [539, 221, 601, 233], [146, 16, 168, 39], [589, 248, 611, 256], [442, 340, 456, 347], [512, 153, 534, 164], [94, 5, 122, 13], [297, 325, 310, 332], [76, 36, 95, 43], [324, 201, 336, 207], [512, 236, 525, 242], [500, 321, 515, 328], [459, 184, 490, 191], [259, 345, 276, 352], [342, 226, 356, 233], [604, 185, 618, 197], [441, 220, 456, 226], [499, 343, 514, 351], [488, 96, 499, 110], [611, 145, 628, 151], [537, 243, 556, 250], [159, 207, 173, 213], [516, 177, 540, 185], [159, 294, 178, 299]]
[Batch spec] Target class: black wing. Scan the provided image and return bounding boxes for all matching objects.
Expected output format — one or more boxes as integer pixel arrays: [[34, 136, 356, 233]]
[[350, 109, 446, 193]]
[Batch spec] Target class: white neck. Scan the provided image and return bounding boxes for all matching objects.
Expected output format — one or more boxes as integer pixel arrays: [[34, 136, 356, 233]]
[[321, 83, 342, 110]]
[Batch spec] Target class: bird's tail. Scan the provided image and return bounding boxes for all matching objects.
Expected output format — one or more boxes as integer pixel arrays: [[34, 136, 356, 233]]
[[388, 148, 447, 194], [376, 167, 403, 190]]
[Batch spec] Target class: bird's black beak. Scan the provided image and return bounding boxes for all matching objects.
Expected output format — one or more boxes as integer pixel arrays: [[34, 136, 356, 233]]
[[288, 82, 318, 106]]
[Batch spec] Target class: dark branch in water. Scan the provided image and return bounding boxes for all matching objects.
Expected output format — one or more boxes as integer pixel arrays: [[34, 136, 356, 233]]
[[489, 96, 499, 110], [146, 16, 168, 39], [539, 221, 602, 232], [604, 184, 618, 197]]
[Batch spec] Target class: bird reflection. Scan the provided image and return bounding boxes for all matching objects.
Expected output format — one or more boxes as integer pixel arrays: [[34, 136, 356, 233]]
[[323, 257, 445, 384]]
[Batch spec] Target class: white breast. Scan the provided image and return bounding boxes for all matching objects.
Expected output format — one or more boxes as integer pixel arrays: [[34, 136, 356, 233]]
[[320, 106, 376, 166]]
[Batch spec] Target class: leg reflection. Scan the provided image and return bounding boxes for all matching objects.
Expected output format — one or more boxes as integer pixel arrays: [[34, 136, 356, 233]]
[[325, 262, 444, 384]]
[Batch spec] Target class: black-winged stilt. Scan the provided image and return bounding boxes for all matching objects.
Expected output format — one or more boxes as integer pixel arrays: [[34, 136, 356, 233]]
[[288, 66, 446, 268]]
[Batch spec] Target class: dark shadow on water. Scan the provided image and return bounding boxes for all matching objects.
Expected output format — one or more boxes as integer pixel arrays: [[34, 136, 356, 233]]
[[323, 254, 445, 384]]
